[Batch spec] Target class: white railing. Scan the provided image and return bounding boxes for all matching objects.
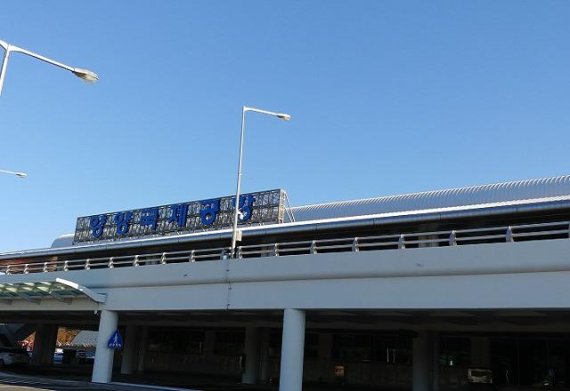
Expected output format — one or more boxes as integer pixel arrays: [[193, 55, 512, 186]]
[[1, 221, 569, 275]]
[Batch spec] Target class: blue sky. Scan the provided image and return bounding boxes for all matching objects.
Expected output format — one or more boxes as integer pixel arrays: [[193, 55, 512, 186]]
[[1, 1, 569, 251]]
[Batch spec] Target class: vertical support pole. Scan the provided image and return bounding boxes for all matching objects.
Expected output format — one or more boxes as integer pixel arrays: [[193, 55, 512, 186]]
[[230, 106, 247, 259], [413, 330, 433, 391], [0, 46, 11, 96], [43, 325, 58, 365], [319, 333, 333, 382], [203, 330, 217, 362], [136, 326, 148, 373], [470, 337, 491, 367], [92, 310, 118, 383], [31, 324, 58, 366], [120, 325, 137, 375], [30, 324, 44, 366], [432, 332, 440, 391], [242, 326, 260, 384], [279, 309, 305, 391], [259, 328, 271, 383]]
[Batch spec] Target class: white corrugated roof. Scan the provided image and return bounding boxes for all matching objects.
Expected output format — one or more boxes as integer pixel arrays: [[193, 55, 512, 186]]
[[289, 175, 570, 221]]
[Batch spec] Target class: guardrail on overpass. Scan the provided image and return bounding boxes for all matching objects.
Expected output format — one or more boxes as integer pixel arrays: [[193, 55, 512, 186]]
[[2, 220, 568, 276]]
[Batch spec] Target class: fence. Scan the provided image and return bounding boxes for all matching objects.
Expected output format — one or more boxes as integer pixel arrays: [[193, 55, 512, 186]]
[[2, 220, 568, 275]]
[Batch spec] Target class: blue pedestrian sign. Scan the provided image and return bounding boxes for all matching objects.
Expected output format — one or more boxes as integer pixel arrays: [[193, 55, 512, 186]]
[[107, 329, 123, 350]]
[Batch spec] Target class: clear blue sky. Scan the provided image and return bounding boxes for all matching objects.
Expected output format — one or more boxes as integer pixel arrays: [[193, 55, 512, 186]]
[[1, 1, 569, 251]]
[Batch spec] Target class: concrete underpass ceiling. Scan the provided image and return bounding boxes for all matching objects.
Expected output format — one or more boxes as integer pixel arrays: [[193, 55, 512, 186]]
[[2, 309, 570, 333]]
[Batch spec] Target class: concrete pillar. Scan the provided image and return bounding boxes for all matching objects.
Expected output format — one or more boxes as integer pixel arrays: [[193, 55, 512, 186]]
[[242, 326, 260, 384], [259, 328, 271, 383], [92, 310, 118, 383], [136, 326, 148, 373], [413, 330, 433, 391], [120, 324, 137, 375], [30, 326, 42, 366], [432, 332, 440, 391], [203, 329, 216, 360], [279, 309, 305, 391], [319, 333, 333, 382], [31, 324, 58, 366], [319, 332, 332, 361], [42, 325, 58, 365], [470, 337, 490, 367]]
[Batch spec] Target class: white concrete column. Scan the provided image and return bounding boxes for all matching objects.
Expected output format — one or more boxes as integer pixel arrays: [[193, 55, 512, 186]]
[[242, 326, 260, 384], [279, 309, 305, 391], [413, 330, 432, 391], [136, 326, 148, 373], [92, 310, 118, 383], [120, 324, 137, 375]]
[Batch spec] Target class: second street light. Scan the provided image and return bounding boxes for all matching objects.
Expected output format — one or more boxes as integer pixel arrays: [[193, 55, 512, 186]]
[[0, 39, 98, 96], [0, 169, 27, 179], [230, 106, 292, 259]]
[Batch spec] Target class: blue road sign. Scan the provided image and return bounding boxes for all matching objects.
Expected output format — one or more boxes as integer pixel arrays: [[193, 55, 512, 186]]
[[107, 329, 123, 350]]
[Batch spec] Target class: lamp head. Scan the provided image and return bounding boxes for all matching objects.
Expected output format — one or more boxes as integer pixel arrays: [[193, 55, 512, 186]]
[[276, 113, 291, 121], [72, 68, 99, 83], [15, 172, 27, 178]]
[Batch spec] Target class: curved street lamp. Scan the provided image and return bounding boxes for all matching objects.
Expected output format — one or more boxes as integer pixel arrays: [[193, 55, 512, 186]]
[[230, 106, 291, 258], [0, 39, 98, 95], [0, 169, 27, 179]]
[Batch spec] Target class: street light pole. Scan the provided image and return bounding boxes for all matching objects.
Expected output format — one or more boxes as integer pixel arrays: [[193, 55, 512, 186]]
[[0, 39, 98, 96], [0, 169, 27, 179], [230, 106, 291, 259]]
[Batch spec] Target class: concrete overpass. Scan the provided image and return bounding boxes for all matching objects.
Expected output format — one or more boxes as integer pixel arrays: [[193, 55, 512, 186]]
[[2, 175, 570, 390]]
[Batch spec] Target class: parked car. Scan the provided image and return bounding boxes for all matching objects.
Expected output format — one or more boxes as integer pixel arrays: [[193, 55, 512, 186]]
[[53, 348, 64, 364], [0, 347, 30, 367], [467, 367, 493, 384]]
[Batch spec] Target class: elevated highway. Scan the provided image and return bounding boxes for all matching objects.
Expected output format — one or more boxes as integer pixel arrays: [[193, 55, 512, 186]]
[[0, 223, 570, 389], [3, 176, 570, 390]]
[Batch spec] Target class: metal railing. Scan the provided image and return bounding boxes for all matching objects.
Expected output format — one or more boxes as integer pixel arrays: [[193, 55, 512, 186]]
[[2, 221, 569, 275]]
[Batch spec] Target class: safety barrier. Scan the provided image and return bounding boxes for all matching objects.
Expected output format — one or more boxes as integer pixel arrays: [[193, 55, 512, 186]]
[[2, 220, 569, 275]]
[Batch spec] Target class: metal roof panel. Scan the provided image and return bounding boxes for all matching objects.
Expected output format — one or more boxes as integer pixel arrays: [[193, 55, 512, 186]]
[[289, 175, 570, 221]]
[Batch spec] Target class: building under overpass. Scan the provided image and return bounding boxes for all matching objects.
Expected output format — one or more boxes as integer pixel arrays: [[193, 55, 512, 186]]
[[1, 176, 570, 390]]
